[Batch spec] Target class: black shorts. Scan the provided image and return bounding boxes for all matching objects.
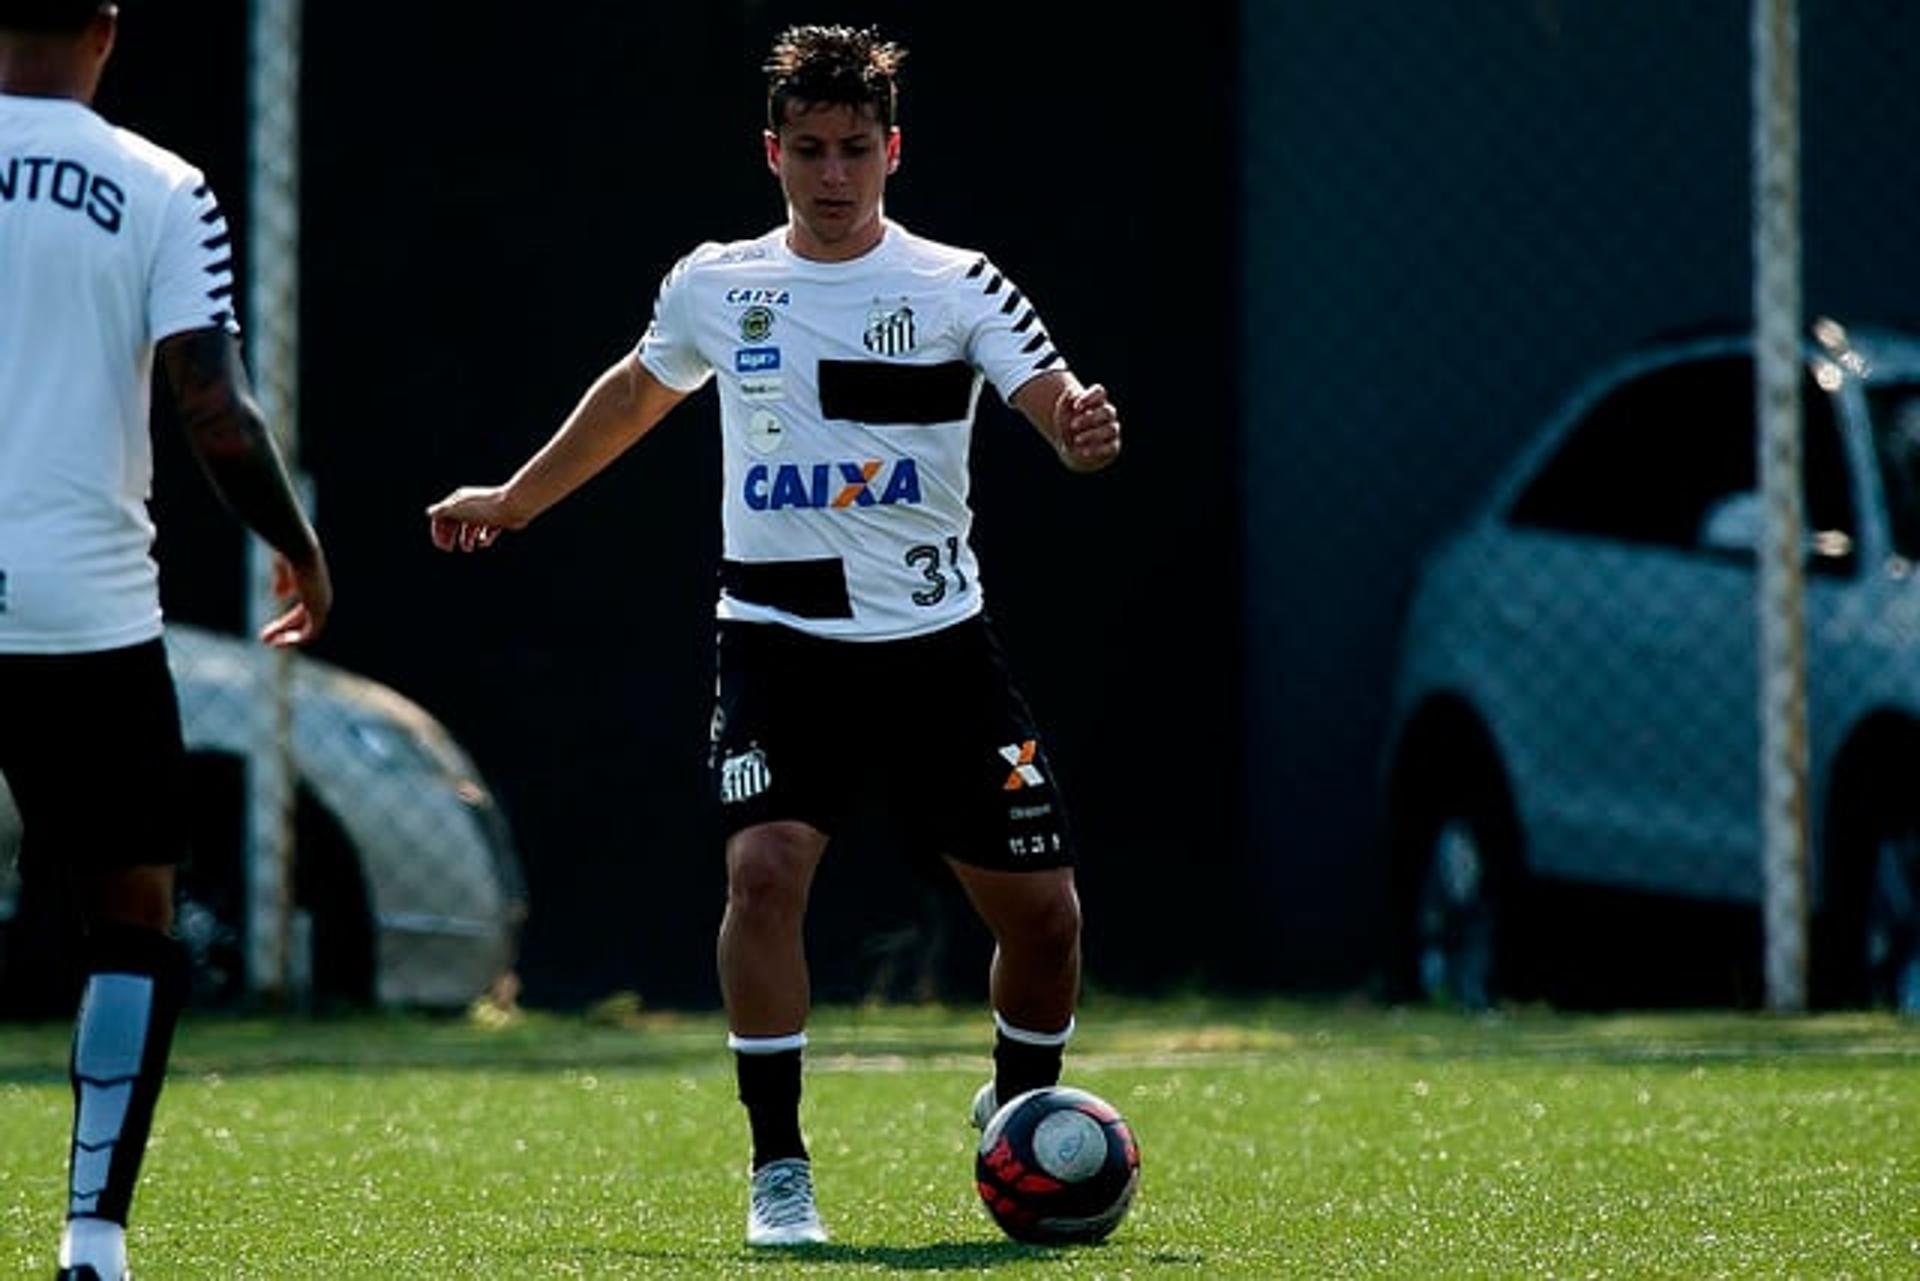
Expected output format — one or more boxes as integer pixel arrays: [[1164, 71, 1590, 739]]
[[709, 615, 1075, 871], [0, 638, 188, 871]]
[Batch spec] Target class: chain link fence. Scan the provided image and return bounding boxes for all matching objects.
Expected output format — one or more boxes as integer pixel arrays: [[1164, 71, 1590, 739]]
[[1244, 1, 1920, 1011]]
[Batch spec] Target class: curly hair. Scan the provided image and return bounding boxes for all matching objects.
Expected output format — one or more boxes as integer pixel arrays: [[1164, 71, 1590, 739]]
[[0, 0, 109, 34], [764, 24, 905, 132]]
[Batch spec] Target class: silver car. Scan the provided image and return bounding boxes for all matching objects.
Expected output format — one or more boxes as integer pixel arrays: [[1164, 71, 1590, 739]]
[[1382, 320, 1920, 1012], [0, 623, 526, 1010]]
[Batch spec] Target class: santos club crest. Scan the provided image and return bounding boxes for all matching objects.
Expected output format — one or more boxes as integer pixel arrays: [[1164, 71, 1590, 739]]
[[864, 303, 916, 356]]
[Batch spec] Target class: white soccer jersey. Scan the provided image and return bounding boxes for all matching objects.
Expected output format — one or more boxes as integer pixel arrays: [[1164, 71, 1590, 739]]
[[638, 219, 1067, 641], [0, 93, 238, 654]]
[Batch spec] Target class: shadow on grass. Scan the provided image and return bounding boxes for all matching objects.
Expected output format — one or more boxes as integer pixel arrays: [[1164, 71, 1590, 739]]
[[746, 1241, 1054, 1269], [544, 1239, 1196, 1272]]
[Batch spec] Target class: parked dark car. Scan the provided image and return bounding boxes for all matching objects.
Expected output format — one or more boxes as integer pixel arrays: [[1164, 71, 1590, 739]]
[[1382, 320, 1920, 1012]]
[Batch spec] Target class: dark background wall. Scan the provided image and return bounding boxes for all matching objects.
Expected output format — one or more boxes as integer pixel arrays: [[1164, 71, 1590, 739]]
[[104, 2, 1920, 1010], [115, 2, 1244, 1009]]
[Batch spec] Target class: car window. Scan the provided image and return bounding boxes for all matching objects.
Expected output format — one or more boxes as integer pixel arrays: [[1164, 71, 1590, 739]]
[[1507, 354, 1854, 569], [1867, 382, 1920, 560]]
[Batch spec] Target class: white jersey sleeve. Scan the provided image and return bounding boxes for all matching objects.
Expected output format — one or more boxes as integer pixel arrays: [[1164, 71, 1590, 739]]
[[636, 248, 716, 393], [957, 256, 1068, 407], [149, 170, 239, 342]]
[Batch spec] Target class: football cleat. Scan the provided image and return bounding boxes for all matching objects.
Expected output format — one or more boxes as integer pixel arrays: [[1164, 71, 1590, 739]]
[[970, 1081, 998, 1131], [55, 1268, 126, 1281], [746, 1157, 828, 1246]]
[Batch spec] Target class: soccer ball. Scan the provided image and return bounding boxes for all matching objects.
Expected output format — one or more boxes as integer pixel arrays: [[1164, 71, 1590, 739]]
[[975, 1085, 1140, 1244]]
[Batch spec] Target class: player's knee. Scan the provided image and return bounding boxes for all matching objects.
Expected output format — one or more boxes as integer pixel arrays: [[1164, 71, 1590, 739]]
[[79, 864, 176, 934], [726, 830, 817, 919], [1010, 885, 1081, 962]]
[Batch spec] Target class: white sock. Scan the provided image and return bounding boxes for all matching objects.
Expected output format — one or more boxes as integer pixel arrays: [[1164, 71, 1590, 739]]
[[60, 1216, 126, 1278]]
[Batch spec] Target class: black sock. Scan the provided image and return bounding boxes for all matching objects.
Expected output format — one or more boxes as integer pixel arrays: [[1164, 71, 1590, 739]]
[[734, 1047, 806, 1171], [993, 1021, 1069, 1104], [68, 924, 188, 1227]]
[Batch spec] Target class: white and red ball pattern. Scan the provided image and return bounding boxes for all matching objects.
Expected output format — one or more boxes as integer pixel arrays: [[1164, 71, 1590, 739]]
[[975, 1085, 1141, 1244]]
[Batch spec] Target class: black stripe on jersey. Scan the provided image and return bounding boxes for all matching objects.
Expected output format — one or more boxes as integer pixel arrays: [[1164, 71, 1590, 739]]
[[1021, 332, 1048, 354], [1032, 349, 1063, 372], [818, 359, 974, 425], [210, 309, 234, 329], [966, 257, 987, 279], [204, 257, 233, 276], [192, 182, 209, 198], [199, 204, 223, 225], [1000, 289, 1022, 315], [983, 272, 1003, 295], [207, 281, 233, 300], [1012, 308, 1037, 333], [201, 229, 231, 251], [720, 557, 852, 620]]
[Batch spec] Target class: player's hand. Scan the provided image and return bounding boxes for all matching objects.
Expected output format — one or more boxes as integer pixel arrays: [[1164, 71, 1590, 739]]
[[1054, 383, 1122, 473], [427, 485, 524, 553], [260, 550, 331, 648]]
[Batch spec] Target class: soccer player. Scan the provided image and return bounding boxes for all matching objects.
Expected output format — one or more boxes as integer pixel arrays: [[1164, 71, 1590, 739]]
[[427, 24, 1120, 1246], [0, 4, 332, 1277]]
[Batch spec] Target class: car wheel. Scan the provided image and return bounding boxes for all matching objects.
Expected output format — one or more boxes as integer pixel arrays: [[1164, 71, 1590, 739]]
[[1413, 818, 1500, 1009], [178, 753, 375, 1008], [1863, 829, 1920, 1014], [1386, 730, 1525, 1011]]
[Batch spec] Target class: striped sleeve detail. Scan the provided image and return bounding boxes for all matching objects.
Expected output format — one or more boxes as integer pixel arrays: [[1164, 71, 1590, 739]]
[[962, 253, 1067, 389], [191, 186, 238, 330]]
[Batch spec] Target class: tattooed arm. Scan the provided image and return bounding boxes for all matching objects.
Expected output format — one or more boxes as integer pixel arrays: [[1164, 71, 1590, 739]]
[[157, 326, 332, 645]]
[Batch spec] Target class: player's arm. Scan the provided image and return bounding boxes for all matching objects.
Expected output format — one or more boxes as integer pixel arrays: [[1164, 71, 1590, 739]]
[[158, 326, 332, 647], [1009, 370, 1123, 474], [428, 351, 689, 553]]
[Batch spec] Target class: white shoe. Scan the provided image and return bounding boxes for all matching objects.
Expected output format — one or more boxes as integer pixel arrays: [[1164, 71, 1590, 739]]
[[970, 1081, 998, 1131], [746, 1157, 828, 1246]]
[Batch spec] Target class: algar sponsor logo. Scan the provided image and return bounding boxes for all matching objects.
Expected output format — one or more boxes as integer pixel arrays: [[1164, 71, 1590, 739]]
[[745, 459, 923, 511]]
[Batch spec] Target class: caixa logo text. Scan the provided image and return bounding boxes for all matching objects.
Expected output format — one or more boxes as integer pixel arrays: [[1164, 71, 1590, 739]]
[[745, 459, 923, 511]]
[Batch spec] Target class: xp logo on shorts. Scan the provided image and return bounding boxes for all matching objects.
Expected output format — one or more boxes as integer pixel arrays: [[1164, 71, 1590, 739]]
[[744, 459, 923, 511], [1000, 741, 1045, 790]]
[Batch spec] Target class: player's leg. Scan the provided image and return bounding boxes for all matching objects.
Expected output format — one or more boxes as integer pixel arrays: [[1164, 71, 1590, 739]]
[[720, 819, 828, 1166], [3, 641, 191, 1281], [911, 616, 1082, 1125], [709, 622, 843, 1245], [62, 862, 187, 1281], [947, 862, 1082, 1117], [721, 819, 832, 1247]]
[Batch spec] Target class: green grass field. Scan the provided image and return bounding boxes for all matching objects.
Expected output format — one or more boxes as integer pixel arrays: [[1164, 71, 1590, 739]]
[[2, 998, 1917, 1278]]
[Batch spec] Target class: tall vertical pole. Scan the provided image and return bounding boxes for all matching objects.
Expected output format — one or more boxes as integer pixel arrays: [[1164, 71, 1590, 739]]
[[1753, 0, 1809, 1013], [245, 0, 305, 1003]]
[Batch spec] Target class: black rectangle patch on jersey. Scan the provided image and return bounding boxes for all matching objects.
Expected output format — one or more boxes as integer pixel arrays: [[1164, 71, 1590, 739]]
[[817, 360, 974, 425], [720, 557, 853, 619]]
